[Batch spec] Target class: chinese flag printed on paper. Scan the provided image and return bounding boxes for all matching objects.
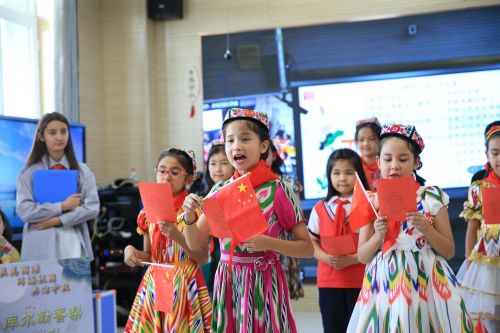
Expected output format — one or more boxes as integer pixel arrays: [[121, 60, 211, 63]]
[[153, 265, 174, 314], [350, 173, 378, 231], [205, 174, 268, 242]]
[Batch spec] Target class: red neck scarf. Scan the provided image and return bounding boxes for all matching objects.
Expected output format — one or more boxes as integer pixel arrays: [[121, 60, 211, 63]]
[[333, 198, 350, 235], [173, 190, 189, 211], [363, 160, 379, 172], [50, 163, 66, 170], [484, 169, 500, 187], [232, 160, 278, 189]]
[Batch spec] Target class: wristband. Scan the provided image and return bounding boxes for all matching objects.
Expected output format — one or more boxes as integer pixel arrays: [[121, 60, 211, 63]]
[[183, 213, 197, 226]]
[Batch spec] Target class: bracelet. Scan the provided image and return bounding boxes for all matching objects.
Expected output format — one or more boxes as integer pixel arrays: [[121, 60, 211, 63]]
[[183, 213, 197, 226]]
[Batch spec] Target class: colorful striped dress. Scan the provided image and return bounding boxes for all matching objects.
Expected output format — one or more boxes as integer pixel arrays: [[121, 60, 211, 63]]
[[0, 235, 20, 264], [125, 191, 212, 333], [457, 176, 500, 333], [347, 186, 475, 333], [210, 177, 306, 333]]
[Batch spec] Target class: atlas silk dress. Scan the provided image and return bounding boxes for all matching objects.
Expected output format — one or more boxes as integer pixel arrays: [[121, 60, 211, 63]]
[[457, 170, 500, 333], [347, 186, 474, 333], [125, 190, 212, 333], [210, 161, 305, 333]]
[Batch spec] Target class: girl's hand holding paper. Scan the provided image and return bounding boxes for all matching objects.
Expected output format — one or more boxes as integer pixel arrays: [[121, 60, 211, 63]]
[[159, 222, 183, 242], [373, 216, 388, 243], [245, 235, 270, 252], [329, 254, 356, 270], [406, 212, 430, 234]]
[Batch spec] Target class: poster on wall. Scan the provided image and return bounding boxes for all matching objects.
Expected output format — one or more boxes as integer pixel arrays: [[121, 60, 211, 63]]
[[0, 258, 94, 333], [202, 94, 297, 176]]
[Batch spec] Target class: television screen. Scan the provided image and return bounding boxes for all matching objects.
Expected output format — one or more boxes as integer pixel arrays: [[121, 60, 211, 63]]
[[203, 94, 297, 176], [297, 66, 500, 200], [0, 116, 85, 229]]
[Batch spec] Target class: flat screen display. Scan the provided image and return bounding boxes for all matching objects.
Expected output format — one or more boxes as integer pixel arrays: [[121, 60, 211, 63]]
[[297, 67, 500, 200]]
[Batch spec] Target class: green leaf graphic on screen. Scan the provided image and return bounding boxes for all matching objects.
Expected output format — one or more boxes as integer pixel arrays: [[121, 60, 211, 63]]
[[319, 130, 344, 150], [316, 178, 327, 190]]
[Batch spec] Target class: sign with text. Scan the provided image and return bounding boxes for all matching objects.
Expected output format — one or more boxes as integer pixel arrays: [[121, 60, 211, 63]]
[[0, 258, 93, 333]]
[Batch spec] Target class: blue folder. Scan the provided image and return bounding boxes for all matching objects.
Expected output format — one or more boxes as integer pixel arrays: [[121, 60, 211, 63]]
[[33, 170, 79, 203]]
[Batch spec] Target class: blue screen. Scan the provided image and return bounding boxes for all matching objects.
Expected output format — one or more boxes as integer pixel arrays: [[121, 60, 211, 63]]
[[0, 116, 85, 229]]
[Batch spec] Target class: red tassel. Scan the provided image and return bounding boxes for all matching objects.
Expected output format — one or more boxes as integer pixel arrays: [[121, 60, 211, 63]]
[[190, 105, 195, 118]]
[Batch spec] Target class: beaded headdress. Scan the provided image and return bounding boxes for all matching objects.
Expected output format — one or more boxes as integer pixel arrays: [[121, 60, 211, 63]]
[[356, 117, 381, 130], [223, 108, 270, 130], [380, 123, 425, 153]]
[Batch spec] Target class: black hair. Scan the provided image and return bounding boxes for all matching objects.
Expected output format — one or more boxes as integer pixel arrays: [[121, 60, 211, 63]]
[[354, 123, 382, 143], [222, 119, 271, 160], [268, 143, 284, 176], [201, 144, 230, 195], [156, 148, 195, 176], [379, 137, 426, 186], [25, 112, 80, 171], [0, 209, 13, 243], [325, 148, 370, 201]]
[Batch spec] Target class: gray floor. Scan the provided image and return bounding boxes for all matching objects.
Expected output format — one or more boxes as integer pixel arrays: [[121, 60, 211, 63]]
[[118, 284, 324, 332], [119, 311, 323, 333], [294, 310, 323, 332]]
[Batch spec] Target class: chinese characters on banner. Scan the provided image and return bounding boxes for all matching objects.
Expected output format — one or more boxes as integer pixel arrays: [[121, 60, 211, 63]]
[[0, 258, 93, 333]]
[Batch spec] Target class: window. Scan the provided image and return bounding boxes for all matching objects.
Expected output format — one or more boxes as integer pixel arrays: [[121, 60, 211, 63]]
[[0, 0, 40, 118]]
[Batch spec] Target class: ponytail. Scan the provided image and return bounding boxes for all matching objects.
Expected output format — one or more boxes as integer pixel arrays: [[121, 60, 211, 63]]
[[414, 170, 426, 186]]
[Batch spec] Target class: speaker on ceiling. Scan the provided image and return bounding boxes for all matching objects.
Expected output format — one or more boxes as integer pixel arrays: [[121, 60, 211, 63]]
[[147, 0, 183, 20]]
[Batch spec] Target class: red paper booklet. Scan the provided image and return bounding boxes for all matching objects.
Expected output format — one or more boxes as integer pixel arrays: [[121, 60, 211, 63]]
[[138, 182, 177, 223], [321, 233, 359, 256], [203, 198, 232, 238], [377, 176, 417, 221]]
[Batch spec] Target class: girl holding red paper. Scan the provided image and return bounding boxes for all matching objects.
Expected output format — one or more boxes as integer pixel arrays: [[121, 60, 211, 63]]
[[124, 148, 212, 333], [347, 124, 474, 333], [307, 148, 369, 333], [354, 117, 382, 192], [457, 120, 500, 333], [182, 108, 314, 333]]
